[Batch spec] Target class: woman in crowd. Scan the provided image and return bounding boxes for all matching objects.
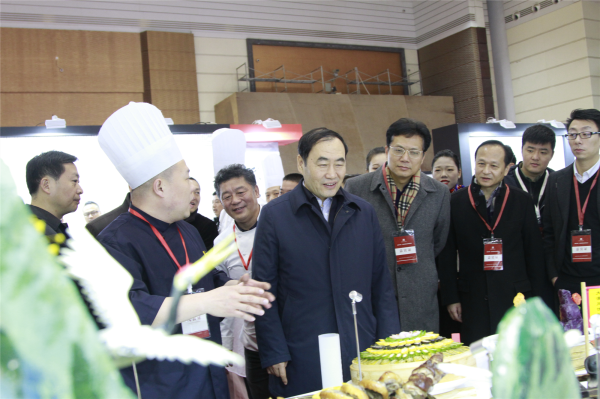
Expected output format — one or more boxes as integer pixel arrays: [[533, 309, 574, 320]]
[[432, 149, 463, 193], [432, 149, 462, 337]]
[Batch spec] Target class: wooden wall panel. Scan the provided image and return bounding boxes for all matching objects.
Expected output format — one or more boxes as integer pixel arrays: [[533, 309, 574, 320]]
[[251, 44, 405, 95], [1, 28, 143, 93], [1, 93, 143, 127], [418, 27, 493, 123], [141, 31, 200, 124], [215, 92, 455, 174]]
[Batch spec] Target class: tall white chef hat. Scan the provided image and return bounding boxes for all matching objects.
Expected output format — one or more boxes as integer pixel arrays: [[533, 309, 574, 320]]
[[98, 102, 183, 189], [263, 152, 285, 189], [212, 128, 246, 176]]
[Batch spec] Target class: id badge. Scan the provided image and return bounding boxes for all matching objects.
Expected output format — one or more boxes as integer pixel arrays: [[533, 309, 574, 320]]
[[483, 238, 503, 271], [572, 229, 592, 263], [182, 288, 211, 339], [394, 229, 417, 265]]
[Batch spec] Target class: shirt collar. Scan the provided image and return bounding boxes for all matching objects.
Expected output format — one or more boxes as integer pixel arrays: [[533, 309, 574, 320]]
[[28, 205, 63, 232], [235, 206, 261, 232], [574, 157, 600, 184], [130, 204, 171, 232], [474, 178, 503, 208]]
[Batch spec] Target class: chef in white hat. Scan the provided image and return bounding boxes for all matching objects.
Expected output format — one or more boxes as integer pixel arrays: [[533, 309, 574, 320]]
[[263, 152, 285, 203], [96, 102, 274, 399]]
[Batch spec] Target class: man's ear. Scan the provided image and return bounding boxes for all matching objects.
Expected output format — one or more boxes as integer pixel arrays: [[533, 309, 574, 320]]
[[152, 178, 166, 198], [40, 177, 52, 195], [297, 154, 305, 174], [254, 185, 260, 198], [503, 165, 511, 177], [458, 168, 462, 179]]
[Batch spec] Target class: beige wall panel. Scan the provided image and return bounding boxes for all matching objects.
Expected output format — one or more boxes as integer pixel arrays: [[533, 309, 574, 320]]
[[348, 95, 410, 158], [200, 92, 237, 112], [197, 74, 239, 93], [584, 19, 600, 40], [233, 92, 297, 124], [510, 40, 590, 79], [509, 22, 586, 62], [214, 93, 238, 124], [194, 37, 247, 56], [1, 28, 143, 93], [196, 54, 248, 74], [587, 38, 600, 58], [405, 49, 419, 66], [1, 93, 143, 127], [200, 111, 217, 123], [582, 0, 600, 20], [516, 96, 596, 123], [405, 96, 456, 170], [514, 77, 594, 113], [594, 95, 600, 109], [506, 2, 583, 43], [512, 58, 592, 97]]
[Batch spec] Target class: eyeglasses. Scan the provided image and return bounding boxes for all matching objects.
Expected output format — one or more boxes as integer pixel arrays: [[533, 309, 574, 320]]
[[564, 131, 600, 140], [389, 146, 423, 159], [83, 210, 99, 217]]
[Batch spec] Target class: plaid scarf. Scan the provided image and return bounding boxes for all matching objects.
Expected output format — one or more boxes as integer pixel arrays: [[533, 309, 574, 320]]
[[386, 166, 421, 228]]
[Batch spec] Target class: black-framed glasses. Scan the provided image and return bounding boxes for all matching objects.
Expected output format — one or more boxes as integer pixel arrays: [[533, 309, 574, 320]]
[[388, 146, 423, 159], [564, 132, 600, 140]]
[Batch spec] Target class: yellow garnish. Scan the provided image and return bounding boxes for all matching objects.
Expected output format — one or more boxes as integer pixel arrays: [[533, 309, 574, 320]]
[[33, 219, 46, 233], [514, 292, 526, 307], [54, 233, 66, 244], [47, 243, 60, 256]]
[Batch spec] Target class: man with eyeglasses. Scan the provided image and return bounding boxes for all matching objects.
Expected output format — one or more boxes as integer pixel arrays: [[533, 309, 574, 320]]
[[543, 108, 600, 301], [82, 201, 102, 223], [345, 118, 451, 332]]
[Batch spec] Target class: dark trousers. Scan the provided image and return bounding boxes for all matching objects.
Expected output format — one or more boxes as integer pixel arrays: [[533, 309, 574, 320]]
[[244, 348, 271, 399]]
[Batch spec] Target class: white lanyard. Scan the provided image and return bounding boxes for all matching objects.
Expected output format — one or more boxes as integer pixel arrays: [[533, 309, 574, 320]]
[[515, 169, 548, 220]]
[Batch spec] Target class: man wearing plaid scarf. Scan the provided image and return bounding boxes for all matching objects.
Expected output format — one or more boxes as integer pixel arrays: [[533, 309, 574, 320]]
[[345, 118, 451, 332]]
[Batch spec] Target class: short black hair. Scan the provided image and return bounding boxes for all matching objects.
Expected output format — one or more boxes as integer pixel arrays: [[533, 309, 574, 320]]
[[84, 201, 98, 207], [298, 127, 348, 164], [366, 147, 385, 170], [214, 164, 257, 197], [504, 145, 517, 165], [432, 149, 461, 170], [189, 177, 198, 183], [283, 173, 303, 183], [212, 191, 217, 196], [522, 124, 556, 151], [26, 151, 78, 195], [566, 108, 600, 131], [474, 140, 510, 166], [386, 118, 431, 152]]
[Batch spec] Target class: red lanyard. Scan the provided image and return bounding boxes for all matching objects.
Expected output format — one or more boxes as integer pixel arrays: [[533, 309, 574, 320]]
[[468, 184, 510, 238], [233, 224, 253, 270], [129, 208, 189, 270], [573, 169, 600, 228]]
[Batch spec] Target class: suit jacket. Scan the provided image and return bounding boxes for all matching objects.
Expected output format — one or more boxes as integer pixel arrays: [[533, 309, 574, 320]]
[[253, 183, 400, 397], [345, 168, 451, 332], [86, 193, 130, 238], [440, 181, 553, 344], [543, 163, 600, 279]]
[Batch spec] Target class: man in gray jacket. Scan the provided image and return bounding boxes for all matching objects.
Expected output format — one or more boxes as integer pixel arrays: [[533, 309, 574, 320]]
[[345, 118, 451, 332]]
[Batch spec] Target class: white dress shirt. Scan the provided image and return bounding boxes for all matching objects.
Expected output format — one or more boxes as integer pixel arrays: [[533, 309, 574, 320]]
[[574, 157, 600, 184], [214, 208, 261, 376]]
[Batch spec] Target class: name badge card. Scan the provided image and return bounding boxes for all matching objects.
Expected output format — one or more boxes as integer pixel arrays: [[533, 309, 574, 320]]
[[182, 288, 210, 339], [572, 229, 592, 263], [483, 238, 503, 271], [394, 229, 417, 265]]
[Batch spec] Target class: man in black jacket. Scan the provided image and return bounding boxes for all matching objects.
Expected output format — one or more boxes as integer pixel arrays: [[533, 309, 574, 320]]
[[86, 193, 130, 238], [439, 140, 553, 345], [504, 124, 556, 227], [543, 109, 600, 297], [26, 150, 83, 242], [185, 177, 218, 250]]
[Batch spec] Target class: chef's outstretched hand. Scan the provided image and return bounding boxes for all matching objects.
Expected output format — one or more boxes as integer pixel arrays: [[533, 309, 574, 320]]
[[236, 273, 275, 308]]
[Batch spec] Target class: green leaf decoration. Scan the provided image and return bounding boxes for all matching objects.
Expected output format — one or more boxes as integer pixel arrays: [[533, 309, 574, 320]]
[[492, 297, 581, 399], [0, 160, 134, 399]]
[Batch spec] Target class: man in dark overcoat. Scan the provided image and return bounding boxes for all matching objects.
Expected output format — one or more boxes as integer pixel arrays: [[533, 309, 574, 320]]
[[439, 140, 553, 345], [253, 127, 400, 398], [345, 118, 450, 332]]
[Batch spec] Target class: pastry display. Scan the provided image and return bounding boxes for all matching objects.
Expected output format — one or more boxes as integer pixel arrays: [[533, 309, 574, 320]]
[[350, 331, 475, 382]]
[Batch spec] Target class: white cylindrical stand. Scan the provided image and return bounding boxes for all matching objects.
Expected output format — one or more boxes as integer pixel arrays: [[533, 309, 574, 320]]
[[318, 333, 344, 389]]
